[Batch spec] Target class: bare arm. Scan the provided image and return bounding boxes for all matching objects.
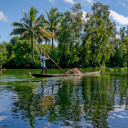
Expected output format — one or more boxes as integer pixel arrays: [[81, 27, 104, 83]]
[[45, 55, 49, 60], [39, 47, 49, 59]]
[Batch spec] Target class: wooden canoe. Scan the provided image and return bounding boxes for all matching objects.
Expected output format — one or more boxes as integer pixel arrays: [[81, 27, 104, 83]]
[[28, 70, 101, 77], [28, 72, 67, 77]]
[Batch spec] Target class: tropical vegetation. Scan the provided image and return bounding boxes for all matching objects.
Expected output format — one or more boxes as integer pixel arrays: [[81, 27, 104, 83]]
[[0, 2, 128, 69]]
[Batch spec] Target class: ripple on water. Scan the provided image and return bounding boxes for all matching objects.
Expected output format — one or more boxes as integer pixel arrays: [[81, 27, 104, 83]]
[[0, 75, 32, 82], [1, 68, 128, 128]]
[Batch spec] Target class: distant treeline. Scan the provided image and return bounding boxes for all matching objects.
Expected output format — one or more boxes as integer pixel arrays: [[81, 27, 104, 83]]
[[0, 2, 128, 69]]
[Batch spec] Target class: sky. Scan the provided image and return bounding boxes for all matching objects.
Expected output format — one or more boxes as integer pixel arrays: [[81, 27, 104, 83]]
[[1, 0, 128, 42]]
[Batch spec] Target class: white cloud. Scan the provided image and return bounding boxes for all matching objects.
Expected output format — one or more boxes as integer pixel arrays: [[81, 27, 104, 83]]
[[116, 34, 121, 39], [82, 10, 89, 22], [79, 0, 94, 5], [82, 10, 87, 18], [72, 10, 89, 22], [63, 0, 93, 5], [86, 0, 93, 5], [116, 26, 121, 30], [0, 11, 8, 22], [116, 1, 127, 7], [117, 0, 127, 7], [109, 10, 128, 25], [48, 0, 55, 3], [0, 116, 6, 121], [64, 0, 74, 4]]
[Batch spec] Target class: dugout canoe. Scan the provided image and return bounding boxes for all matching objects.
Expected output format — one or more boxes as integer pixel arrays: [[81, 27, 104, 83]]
[[28, 72, 67, 77], [28, 70, 101, 77]]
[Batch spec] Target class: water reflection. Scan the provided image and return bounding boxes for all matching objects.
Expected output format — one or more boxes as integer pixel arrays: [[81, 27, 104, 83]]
[[0, 69, 2, 75], [0, 69, 128, 127]]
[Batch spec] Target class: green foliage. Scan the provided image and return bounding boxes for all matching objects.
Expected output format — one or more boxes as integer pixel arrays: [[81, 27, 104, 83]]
[[3, 40, 35, 68], [1, 2, 128, 69], [44, 7, 63, 50], [6, 43, 13, 59], [13, 40, 32, 57], [82, 2, 116, 67], [10, 7, 52, 59], [0, 52, 3, 68], [109, 27, 128, 67], [10, 36, 20, 45], [0, 42, 8, 68], [57, 3, 83, 67]]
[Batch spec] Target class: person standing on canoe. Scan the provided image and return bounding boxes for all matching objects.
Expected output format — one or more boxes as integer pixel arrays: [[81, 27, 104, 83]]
[[40, 49, 49, 74]]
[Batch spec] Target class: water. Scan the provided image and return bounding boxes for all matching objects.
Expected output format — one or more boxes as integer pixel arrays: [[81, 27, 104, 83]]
[[0, 68, 128, 128]]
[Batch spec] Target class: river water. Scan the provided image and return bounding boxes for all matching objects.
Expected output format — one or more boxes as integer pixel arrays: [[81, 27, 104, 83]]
[[0, 68, 128, 128]]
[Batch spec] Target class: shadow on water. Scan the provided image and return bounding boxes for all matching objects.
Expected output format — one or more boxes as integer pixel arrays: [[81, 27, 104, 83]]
[[0, 68, 128, 127]]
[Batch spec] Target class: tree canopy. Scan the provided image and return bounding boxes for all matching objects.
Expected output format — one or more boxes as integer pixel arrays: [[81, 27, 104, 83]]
[[1, 2, 128, 69]]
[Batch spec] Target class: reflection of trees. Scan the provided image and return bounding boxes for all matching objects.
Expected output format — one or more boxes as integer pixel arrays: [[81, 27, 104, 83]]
[[81, 76, 112, 127], [0, 69, 2, 74], [11, 79, 57, 127], [54, 73, 128, 127], [54, 77, 112, 127], [9, 70, 128, 127], [56, 80, 82, 126], [12, 81, 36, 128]]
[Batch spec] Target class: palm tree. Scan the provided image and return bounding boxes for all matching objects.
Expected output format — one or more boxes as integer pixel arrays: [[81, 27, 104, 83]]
[[44, 7, 63, 50], [10, 7, 52, 59], [36, 23, 53, 44]]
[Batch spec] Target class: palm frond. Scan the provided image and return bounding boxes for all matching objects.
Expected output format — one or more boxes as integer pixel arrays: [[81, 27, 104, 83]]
[[45, 9, 51, 23], [20, 9, 29, 24], [10, 28, 24, 36], [21, 31, 29, 38], [29, 7, 39, 25], [11, 22, 23, 27], [50, 7, 58, 15], [22, 23, 29, 29], [36, 14, 45, 23]]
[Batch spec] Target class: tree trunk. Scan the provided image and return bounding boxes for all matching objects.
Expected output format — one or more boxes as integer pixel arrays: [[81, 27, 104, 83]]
[[52, 37, 54, 50], [31, 35, 34, 60]]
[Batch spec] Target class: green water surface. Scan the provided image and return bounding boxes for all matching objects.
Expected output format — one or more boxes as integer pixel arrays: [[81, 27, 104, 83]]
[[0, 68, 128, 128]]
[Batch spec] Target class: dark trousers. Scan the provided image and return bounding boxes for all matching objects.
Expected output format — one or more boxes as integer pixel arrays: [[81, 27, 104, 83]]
[[41, 67, 47, 74]]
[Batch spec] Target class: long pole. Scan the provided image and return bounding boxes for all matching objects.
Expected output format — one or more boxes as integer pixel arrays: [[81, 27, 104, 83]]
[[34, 42, 68, 75]]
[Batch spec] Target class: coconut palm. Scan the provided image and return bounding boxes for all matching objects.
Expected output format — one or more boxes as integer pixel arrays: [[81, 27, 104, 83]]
[[36, 23, 53, 44], [44, 7, 63, 50], [10, 7, 52, 59]]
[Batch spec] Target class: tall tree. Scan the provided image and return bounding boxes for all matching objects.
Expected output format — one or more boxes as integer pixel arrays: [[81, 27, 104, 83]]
[[58, 3, 84, 67], [44, 7, 63, 50], [10, 7, 51, 59], [82, 2, 116, 66], [36, 23, 53, 44]]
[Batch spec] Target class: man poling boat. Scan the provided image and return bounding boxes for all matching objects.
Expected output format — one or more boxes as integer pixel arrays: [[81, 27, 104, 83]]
[[28, 68, 101, 77], [33, 42, 68, 75], [39, 48, 49, 74]]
